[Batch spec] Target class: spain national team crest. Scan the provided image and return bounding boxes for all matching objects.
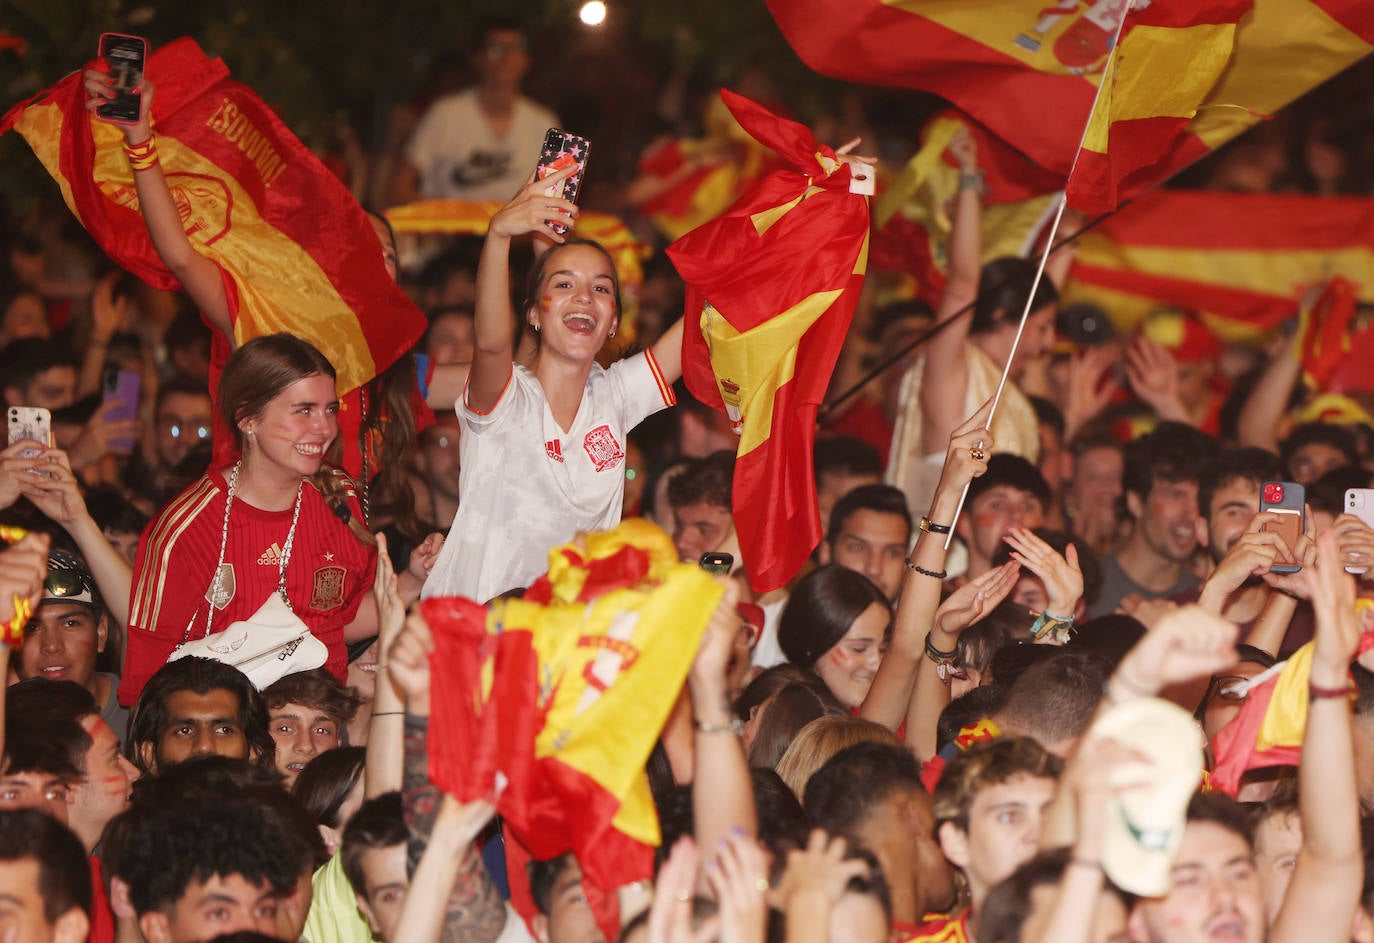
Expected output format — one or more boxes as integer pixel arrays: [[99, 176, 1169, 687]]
[[309, 565, 346, 611], [582, 424, 624, 473]]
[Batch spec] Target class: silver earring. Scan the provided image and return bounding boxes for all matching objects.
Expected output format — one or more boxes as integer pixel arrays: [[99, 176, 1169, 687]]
[[609, 329, 616, 338], [534, 324, 540, 333]]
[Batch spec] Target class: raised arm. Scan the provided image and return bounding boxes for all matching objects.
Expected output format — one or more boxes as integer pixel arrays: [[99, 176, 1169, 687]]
[[861, 398, 998, 732], [1271, 532, 1363, 943], [82, 70, 231, 338], [365, 533, 405, 797], [651, 315, 686, 387], [918, 128, 982, 456], [468, 167, 579, 412], [387, 609, 509, 943], [17, 449, 132, 631], [390, 794, 499, 943], [1236, 328, 1304, 452], [689, 580, 756, 859]]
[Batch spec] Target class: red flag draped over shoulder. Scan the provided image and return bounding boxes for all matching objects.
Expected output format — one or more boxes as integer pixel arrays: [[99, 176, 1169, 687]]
[[766, 0, 1372, 208], [667, 90, 871, 594], [424, 520, 723, 938], [0, 37, 424, 395]]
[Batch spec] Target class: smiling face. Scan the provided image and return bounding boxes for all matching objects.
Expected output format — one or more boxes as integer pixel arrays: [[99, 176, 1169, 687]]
[[1131, 821, 1264, 943], [813, 602, 890, 710], [18, 602, 106, 690], [1131, 477, 1203, 564], [528, 244, 618, 362], [239, 373, 339, 481], [269, 702, 343, 784]]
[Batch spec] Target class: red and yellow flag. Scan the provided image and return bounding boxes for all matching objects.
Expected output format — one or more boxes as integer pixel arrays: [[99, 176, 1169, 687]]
[[1064, 190, 1374, 346], [0, 37, 424, 395], [1064, 0, 1250, 213], [385, 198, 651, 346], [766, 0, 1373, 206], [667, 90, 871, 593], [424, 519, 722, 936], [873, 113, 1061, 300]]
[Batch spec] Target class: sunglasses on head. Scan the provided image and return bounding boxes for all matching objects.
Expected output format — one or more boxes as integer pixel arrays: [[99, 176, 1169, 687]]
[[45, 570, 91, 600]]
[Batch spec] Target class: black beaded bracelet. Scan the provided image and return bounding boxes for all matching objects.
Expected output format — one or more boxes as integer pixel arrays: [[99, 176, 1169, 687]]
[[905, 558, 947, 580]]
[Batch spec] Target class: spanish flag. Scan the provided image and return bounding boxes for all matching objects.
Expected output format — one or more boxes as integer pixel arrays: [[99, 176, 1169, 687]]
[[385, 198, 651, 347], [873, 113, 1060, 300], [766, 0, 1372, 202], [1064, 190, 1374, 345], [424, 520, 722, 937], [0, 37, 424, 395], [667, 90, 871, 594], [634, 93, 789, 241]]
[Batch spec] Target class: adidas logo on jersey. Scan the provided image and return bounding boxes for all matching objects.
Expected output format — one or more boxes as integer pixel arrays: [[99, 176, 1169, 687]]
[[257, 543, 284, 566]]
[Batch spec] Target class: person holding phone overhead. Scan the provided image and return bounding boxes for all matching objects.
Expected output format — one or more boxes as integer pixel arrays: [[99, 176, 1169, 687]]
[[420, 162, 685, 603], [81, 55, 435, 548]]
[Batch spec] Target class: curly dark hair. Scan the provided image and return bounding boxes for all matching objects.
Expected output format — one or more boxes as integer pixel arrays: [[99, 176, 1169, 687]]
[[114, 796, 301, 916]]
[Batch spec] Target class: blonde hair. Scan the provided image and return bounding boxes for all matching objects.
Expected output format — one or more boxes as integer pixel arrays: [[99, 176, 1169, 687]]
[[775, 714, 903, 802]]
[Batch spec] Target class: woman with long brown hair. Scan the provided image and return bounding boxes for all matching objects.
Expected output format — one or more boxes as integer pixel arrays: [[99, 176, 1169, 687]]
[[118, 335, 432, 704]]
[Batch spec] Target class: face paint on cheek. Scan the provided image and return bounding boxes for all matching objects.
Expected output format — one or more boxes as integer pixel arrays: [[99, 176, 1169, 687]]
[[540, 294, 552, 313]]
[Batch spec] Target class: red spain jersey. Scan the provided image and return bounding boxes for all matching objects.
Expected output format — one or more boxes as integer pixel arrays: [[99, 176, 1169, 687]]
[[120, 466, 375, 705]]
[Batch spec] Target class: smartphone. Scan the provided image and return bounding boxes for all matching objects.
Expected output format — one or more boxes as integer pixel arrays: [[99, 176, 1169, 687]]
[[96, 33, 148, 125], [699, 552, 733, 576], [1259, 481, 1305, 574], [7, 406, 51, 460], [1344, 488, 1374, 575], [535, 128, 591, 236], [102, 368, 140, 452]]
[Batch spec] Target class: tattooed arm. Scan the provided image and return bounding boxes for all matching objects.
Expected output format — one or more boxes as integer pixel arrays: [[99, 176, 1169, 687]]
[[391, 608, 509, 943]]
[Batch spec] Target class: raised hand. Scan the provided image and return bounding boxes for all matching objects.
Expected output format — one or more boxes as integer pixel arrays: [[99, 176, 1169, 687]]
[[1302, 530, 1361, 686], [15, 449, 90, 527], [1003, 528, 1082, 618], [773, 830, 870, 910], [488, 167, 579, 242], [387, 609, 435, 717], [372, 532, 404, 647], [1063, 346, 1120, 442], [647, 838, 719, 943], [83, 67, 154, 144], [1200, 511, 1295, 604], [0, 532, 50, 630], [946, 126, 978, 173], [933, 560, 1020, 636], [1125, 336, 1188, 423], [705, 832, 769, 943], [1114, 605, 1238, 698]]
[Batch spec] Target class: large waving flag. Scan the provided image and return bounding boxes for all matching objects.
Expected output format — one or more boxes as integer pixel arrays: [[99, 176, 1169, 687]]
[[1, 37, 424, 395], [385, 199, 651, 347], [424, 520, 722, 937], [667, 90, 871, 593], [1064, 190, 1374, 346], [873, 113, 1061, 300], [767, 0, 1373, 204]]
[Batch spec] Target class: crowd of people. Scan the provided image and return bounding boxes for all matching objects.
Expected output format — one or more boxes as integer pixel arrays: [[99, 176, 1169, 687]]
[[3, 13, 1374, 943]]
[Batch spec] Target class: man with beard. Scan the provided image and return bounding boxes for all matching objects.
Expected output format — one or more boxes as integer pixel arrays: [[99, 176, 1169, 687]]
[[1087, 422, 1217, 617]]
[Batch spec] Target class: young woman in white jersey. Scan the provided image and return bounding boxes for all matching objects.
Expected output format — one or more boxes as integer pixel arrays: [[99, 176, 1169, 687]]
[[422, 167, 685, 602]]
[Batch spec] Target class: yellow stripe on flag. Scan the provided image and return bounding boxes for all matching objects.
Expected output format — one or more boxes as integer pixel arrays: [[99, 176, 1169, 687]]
[[73, 120, 376, 391], [1081, 23, 1240, 154], [1190, 0, 1372, 151], [12, 103, 82, 226]]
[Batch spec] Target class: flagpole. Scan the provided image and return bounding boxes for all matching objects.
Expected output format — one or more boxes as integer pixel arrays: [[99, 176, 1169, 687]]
[[943, 1, 1134, 550]]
